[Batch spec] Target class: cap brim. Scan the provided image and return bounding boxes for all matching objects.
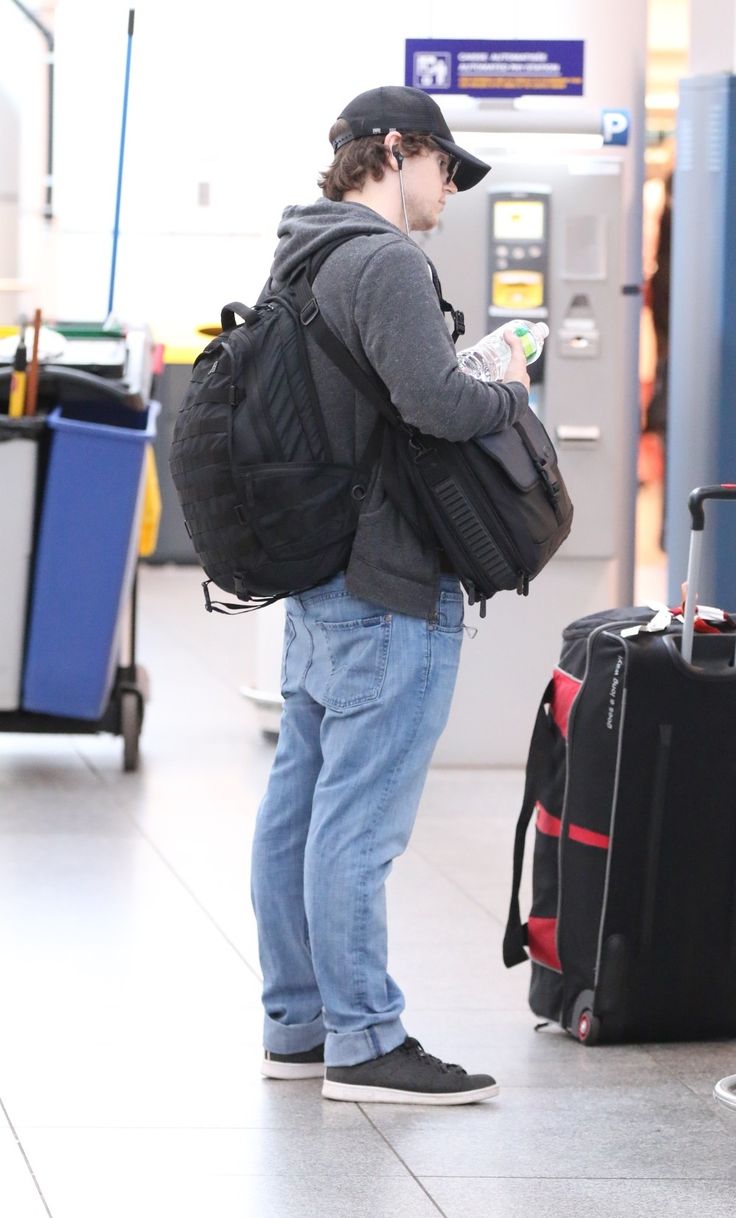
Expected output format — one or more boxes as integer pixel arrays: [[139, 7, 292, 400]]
[[432, 136, 491, 192]]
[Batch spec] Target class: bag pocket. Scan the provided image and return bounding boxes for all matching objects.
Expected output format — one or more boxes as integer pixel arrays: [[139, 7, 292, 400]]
[[233, 463, 362, 560], [474, 407, 558, 493]]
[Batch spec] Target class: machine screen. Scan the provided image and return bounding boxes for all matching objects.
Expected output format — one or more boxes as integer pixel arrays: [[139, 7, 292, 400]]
[[493, 199, 545, 241]]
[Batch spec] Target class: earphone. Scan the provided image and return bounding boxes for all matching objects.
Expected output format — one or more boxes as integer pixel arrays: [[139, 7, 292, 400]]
[[390, 144, 409, 234]]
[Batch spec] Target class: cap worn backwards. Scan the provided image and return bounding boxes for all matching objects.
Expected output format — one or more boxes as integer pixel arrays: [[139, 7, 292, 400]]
[[334, 85, 490, 192]]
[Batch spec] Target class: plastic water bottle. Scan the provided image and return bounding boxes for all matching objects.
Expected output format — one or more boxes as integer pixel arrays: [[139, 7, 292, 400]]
[[457, 320, 550, 382]]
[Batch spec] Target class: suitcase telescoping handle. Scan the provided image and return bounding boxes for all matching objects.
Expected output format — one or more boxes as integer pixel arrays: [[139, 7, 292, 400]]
[[682, 484, 736, 664]]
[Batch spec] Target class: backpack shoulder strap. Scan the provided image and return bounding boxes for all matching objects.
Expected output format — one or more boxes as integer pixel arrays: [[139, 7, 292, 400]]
[[307, 234, 355, 284]]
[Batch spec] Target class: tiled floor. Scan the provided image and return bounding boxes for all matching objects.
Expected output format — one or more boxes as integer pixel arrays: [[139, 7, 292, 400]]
[[2, 561, 734, 1218]]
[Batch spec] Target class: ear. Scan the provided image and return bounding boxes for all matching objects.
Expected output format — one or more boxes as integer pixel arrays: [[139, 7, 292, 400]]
[[384, 132, 403, 171]]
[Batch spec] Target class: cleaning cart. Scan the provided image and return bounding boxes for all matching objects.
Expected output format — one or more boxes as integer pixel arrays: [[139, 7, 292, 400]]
[[0, 329, 159, 771]]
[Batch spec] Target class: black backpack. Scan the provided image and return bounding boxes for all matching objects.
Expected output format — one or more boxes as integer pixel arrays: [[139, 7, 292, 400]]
[[169, 243, 383, 610], [170, 243, 572, 614]]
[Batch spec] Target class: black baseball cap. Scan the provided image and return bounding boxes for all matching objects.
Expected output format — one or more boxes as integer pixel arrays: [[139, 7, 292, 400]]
[[334, 85, 490, 192]]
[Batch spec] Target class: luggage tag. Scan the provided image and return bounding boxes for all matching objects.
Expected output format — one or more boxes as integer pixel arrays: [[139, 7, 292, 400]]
[[674, 603, 736, 634], [620, 603, 736, 639], [620, 604, 673, 638]]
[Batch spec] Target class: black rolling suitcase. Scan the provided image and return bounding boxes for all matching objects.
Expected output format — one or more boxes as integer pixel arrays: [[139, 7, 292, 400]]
[[504, 486, 736, 1044]]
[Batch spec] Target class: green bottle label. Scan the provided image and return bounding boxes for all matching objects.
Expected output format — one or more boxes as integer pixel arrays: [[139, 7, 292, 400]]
[[513, 325, 536, 361]]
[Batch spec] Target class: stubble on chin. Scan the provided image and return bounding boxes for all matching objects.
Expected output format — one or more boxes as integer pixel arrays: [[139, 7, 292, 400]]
[[410, 210, 439, 233]]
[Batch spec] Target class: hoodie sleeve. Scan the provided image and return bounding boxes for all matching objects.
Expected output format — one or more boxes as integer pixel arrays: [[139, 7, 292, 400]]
[[351, 237, 527, 441]]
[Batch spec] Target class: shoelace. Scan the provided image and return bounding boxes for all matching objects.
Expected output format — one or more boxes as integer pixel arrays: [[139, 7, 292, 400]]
[[401, 1037, 466, 1076]]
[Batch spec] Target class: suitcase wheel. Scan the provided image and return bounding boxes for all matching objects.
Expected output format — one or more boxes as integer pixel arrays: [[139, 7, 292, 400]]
[[570, 990, 601, 1045], [576, 1008, 600, 1045]]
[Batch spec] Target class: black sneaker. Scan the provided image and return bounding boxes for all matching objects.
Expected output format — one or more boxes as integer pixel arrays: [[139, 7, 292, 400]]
[[322, 1037, 499, 1105], [262, 1043, 325, 1079]]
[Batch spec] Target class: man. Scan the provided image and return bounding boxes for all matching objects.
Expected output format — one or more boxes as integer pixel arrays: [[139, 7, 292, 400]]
[[251, 85, 530, 1105]]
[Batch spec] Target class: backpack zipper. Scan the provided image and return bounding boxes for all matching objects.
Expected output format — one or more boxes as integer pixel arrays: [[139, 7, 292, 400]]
[[282, 292, 335, 463]]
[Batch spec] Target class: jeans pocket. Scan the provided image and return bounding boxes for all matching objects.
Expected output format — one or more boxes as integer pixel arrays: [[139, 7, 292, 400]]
[[280, 612, 297, 694], [312, 613, 392, 711], [435, 591, 464, 633]]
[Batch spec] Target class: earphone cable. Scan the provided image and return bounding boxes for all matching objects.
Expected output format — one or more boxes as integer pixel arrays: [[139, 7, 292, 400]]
[[397, 165, 410, 236]]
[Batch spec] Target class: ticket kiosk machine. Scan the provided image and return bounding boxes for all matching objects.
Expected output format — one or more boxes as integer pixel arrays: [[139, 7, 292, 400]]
[[414, 129, 640, 763]]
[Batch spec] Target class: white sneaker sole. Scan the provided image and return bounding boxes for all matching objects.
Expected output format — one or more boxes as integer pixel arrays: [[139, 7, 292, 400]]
[[322, 1079, 500, 1105], [261, 1059, 325, 1080]]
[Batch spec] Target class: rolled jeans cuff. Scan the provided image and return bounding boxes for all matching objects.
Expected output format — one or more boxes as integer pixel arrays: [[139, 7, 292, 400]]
[[325, 1018, 407, 1067], [263, 1010, 325, 1054]]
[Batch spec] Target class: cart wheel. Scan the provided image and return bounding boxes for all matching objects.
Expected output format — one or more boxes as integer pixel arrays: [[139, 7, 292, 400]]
[[121, 690, 142, 772]]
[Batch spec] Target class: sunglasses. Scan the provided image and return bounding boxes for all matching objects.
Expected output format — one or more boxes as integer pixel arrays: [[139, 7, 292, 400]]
[[434, 147, 460, 185]]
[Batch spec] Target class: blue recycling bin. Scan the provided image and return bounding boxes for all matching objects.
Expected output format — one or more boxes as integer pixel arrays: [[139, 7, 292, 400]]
[[22, 400, 157, 720]]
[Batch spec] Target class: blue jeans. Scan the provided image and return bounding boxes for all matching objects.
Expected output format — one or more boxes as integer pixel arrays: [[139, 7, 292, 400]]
[[251, 573, 464, 1067]]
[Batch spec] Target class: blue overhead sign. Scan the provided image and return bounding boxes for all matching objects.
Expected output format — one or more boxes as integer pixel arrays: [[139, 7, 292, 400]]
[[405, 39, 585, 98]]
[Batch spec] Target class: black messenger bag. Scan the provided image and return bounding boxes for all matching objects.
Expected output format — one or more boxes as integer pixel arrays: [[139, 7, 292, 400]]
[[390, 410, 572, 611]]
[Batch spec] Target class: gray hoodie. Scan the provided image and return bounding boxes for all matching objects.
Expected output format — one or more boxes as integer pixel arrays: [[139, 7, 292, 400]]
[[269, 198, 528, 618]]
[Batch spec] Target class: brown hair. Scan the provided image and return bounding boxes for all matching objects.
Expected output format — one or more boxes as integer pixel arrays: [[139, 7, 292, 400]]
[[318, 120, 437, 201]]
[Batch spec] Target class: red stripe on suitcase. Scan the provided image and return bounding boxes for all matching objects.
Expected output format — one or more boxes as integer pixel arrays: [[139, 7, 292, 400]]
[[537, 802, 609, 849], [535, 802, 562, 837], [568, 823, 610, 850], [551, 667, 581, 738], [527, 916, 562, 971]]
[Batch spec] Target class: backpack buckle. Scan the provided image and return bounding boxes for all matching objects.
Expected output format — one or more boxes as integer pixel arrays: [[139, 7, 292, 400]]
[[300, 298, 320, 326]]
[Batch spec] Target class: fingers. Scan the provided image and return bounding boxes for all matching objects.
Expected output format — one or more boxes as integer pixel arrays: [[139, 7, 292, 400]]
[[502, 333, 530, 389]]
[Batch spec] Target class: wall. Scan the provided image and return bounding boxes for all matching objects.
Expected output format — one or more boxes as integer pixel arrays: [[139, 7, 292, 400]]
[[48, 0, 427, 331], [688, 0, 736, 73], [0, 1, 53, 324], [14, 0, 646, 342]]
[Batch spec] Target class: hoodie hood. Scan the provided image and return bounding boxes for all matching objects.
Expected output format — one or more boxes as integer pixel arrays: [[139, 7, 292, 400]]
[[269, 199, 408, 286]]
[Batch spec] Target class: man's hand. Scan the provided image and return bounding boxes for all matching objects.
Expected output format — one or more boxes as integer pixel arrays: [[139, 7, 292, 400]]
[[502, 331, 530, 391]]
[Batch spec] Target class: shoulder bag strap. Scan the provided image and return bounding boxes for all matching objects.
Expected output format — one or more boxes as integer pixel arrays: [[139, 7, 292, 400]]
[[428, 262, 465, 344], [290, 269, 402, 430]]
